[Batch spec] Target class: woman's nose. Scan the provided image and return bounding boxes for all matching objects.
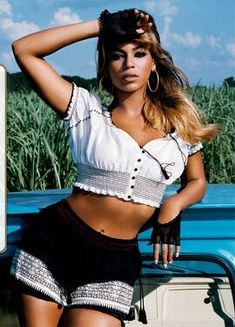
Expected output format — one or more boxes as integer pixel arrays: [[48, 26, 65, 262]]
[[124, 55, 134, 69]]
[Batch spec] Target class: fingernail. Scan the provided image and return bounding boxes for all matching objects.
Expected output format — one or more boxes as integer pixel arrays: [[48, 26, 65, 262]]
[[154, 260, 158, 265], [176, 253, 179, 258], [163, 264, 168, 269]]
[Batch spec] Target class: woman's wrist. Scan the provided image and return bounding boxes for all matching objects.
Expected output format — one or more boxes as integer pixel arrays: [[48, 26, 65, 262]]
[[157, 196, 182, 224], [72, 19, 100, 40], [84, 19, 100, 38]]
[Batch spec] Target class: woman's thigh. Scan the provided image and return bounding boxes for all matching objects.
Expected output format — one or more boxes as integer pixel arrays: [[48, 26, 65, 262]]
[[61, 308, 122, 327], [17, 294, 64, 327]]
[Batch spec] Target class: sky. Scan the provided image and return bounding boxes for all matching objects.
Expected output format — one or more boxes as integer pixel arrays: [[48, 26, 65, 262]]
[[0, 0, 235, 86]]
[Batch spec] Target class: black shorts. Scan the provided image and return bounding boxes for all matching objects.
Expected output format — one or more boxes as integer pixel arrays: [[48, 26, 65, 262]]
[[11, 199, 142, 321]]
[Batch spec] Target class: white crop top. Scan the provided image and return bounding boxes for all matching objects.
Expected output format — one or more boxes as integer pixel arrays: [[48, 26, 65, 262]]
[[62, 83, 203, 208]]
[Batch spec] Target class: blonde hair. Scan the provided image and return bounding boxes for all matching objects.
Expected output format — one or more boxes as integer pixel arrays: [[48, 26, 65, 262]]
[[97, 30, 219, 144]]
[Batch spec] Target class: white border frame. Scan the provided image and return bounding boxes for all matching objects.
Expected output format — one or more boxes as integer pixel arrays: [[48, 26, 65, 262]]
[[0, 65, 6, 253]]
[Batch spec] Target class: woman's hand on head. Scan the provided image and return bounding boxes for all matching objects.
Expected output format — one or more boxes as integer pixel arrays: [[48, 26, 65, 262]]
[[134, 9, 153, 34], [99, 8, 153, 41]]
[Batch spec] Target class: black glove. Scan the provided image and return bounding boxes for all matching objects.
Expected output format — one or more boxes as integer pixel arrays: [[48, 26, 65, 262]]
[[99, 9, 140, 41], [149, 213, 181, 246]]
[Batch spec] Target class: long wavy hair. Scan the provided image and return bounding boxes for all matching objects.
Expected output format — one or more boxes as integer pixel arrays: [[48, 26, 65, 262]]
[[97, 19, 219, 144]]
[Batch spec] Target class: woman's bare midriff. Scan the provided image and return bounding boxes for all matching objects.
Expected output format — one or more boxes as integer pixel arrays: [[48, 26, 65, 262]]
[[65, 188, 156, 239]]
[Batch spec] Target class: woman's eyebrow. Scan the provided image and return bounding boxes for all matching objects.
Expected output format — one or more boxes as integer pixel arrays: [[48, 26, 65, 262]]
[[110, 48, 124, 53], [110, 45, 145, 53]]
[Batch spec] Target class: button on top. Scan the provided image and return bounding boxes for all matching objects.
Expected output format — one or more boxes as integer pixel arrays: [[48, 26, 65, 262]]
[[142, 149, 145, 153]]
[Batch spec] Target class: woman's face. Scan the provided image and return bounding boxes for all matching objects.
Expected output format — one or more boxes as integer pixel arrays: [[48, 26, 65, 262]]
[[107, 41, 155, 94]]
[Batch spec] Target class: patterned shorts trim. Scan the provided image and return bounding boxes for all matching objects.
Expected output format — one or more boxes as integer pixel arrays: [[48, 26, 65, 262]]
[[11, 249, 133, 313], [10, 199, 142, 319]]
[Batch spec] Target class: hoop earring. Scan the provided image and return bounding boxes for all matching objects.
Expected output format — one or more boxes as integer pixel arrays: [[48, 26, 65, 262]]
[[147, 71, 159, 93]]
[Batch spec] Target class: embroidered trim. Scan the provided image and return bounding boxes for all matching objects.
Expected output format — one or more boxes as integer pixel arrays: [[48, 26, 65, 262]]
[[67, 109, 105, 130], [71, 281, 133, 313], [11, 249, 67, 305], [62, 82, 77, 121], [11, 249, 133, 313]]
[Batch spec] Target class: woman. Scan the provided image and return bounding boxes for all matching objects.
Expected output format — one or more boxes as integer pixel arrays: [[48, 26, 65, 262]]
[[10, 8, 218, 327]]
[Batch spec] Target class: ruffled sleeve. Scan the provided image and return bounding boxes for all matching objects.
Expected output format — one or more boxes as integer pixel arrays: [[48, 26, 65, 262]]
[[60, 82, 78, 120], [59, 82, 101, 123], [188, 142, 203, 156]]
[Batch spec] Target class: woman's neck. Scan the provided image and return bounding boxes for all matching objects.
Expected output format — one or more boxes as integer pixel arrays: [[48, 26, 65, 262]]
[[113, 89, 146, 117]]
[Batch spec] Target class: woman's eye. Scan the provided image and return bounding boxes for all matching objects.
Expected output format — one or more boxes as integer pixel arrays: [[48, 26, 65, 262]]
[[135, 51, 147, 58], [109, 53, 123, 61]]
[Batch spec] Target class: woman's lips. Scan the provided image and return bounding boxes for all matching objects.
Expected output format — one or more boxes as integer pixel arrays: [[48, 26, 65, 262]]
[[122, 74, 139, 82]]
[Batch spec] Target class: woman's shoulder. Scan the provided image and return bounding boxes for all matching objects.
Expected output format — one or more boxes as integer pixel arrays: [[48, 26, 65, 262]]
[[61, 83, 103, 121], [72, 83, 102, 106]]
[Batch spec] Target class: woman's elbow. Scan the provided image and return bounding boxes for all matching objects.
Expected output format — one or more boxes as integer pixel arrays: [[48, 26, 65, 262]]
[[198, 177, 207, 200], [12, 38, 29, 60], [12, 39, 32, 68], [12, 39, 22, 58]]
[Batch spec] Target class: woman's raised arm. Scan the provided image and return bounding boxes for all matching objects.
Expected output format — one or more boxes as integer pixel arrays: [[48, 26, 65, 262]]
[[12, 19, 99, 115]]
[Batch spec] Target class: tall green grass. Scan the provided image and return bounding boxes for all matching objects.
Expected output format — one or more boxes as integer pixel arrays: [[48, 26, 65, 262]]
[[7, 91, 76, 191], [7, 85, 235, 191], [191, 85, 235, 183]]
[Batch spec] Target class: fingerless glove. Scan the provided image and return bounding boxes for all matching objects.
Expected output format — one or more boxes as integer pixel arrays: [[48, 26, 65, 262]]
[[149, 213, 181, 245]]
